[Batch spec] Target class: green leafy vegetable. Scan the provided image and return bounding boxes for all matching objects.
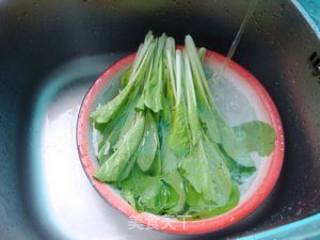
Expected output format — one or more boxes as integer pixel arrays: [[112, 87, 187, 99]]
[[167, 49, 191, 157], [120, 166, 178, 214], [181, 138, 233, 206], [181, 50, 233, 206], [91, 32, 276, 220], [136, 111, 159, 172], [143, 34, 166, 112], [184, 179, 240, 219], [90, 33, 155, 125], [163, 171, 186, 214], [185, 36, 222, 145], [94, 112, 145, 182], [233, 121, 276, 156]]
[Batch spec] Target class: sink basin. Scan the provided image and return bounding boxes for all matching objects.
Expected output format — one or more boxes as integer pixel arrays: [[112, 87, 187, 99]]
[[0, 0, 319, 239]]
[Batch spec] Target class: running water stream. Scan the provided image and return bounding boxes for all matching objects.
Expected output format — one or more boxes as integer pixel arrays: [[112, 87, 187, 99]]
[[215, 0, 260, 80]]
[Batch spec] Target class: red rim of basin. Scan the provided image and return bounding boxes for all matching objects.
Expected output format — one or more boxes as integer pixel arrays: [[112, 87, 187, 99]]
[[77, 49, 285, 235]]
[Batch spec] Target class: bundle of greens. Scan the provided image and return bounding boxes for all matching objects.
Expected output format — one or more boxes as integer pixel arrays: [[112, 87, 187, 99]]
[[90, 32, 275, 219]]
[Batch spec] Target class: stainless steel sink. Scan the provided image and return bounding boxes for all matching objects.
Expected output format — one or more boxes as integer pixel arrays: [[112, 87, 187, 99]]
[[0, 0, 319, 239]]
